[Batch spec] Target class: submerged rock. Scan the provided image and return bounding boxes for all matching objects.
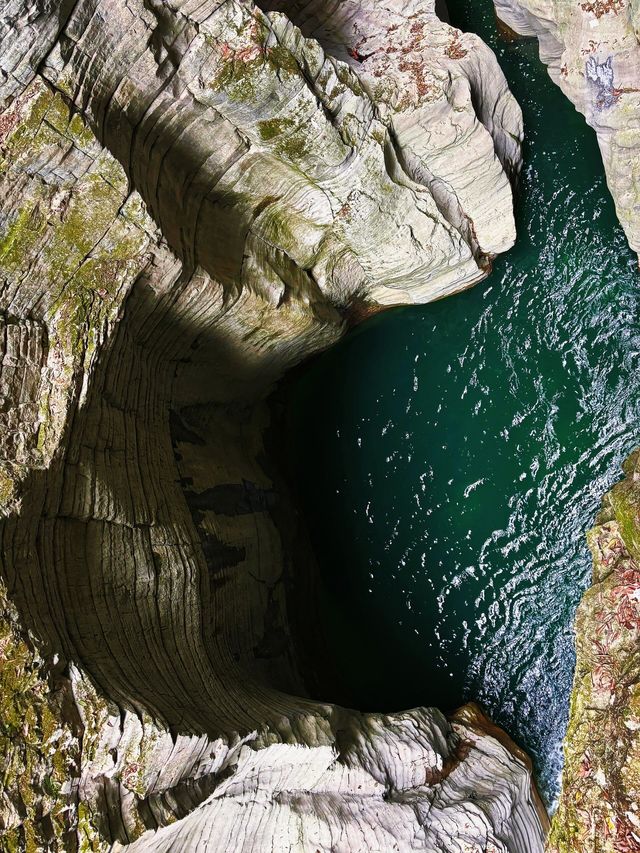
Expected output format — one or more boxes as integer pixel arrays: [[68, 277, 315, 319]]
[[0, 1, 548, 851]]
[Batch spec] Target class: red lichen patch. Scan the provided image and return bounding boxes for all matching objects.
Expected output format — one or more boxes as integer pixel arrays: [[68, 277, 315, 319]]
[[445, 35, 467, 60], [594, 84, 640, 111], [213, 17, 265, 65], [0, 85, 43, 146], [121, 762, 142, 790], [344, 31, 379, 64], [580, 39, 600, 54], [398, 58, 438, 99], [614, 815, 640, 852], [348, 46, 371, 63], [234, 41, 264, 64], [580, 0, 624, 17], [0, 105, 22, 146], [613, 85, 640, 98], [363, 15, 446, 102]]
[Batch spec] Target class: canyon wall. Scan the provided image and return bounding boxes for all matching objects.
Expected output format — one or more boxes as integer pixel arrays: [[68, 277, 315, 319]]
[[0, 1, 551, 851], [547, 455, 640, 852], [493, 0, 640, 257]]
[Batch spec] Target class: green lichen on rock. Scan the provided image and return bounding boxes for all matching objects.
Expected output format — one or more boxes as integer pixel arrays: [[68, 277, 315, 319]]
[[257, 116, 311, 162], [258, 117, 294, 141], [549, 457, 640, 852], [0, 80, 101, 180], [0, 579, 79, 850], [206, 14, 301, 106], [608, 450, 640, 563], [76, 801, 106, 853], [0, 469, 13, 506], [0, 76, 156, 850], [0, 80, 154, 464], [0, 203, 48, 271]]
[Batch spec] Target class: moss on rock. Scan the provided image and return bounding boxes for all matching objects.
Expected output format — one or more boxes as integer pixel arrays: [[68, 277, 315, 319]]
[[549, 461, 640, 852]]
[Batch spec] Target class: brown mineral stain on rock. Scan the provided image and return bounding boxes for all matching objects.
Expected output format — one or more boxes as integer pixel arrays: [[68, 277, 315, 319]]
[[452, 702, 551, 835]]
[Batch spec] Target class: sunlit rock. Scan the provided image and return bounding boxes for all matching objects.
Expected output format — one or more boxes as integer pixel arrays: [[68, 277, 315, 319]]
[[493, 0, 640, 258], [549, 453, 640, 852]]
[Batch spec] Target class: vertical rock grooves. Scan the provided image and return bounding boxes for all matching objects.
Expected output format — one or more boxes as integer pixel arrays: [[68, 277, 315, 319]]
[[0, 1, 547, 850]]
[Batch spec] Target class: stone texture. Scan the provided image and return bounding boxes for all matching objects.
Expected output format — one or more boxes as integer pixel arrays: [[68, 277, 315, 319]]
[[549, 453, 640, 852], [35, 0, 522, 307], [0, 1, 547, 851], [260, 0, 523, 262], [494, 0, 640, 257]]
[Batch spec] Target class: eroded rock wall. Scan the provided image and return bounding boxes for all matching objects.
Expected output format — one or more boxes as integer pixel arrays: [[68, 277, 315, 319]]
[[493, 0, 640, 257], [0, 1, 547, 851], [549, 454, 640, 852]]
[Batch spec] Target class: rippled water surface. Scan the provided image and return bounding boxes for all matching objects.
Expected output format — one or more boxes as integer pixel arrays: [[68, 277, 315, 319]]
[[279, 0, 640, 804]]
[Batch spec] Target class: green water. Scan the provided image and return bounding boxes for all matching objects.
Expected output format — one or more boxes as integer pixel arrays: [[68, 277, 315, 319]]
[[279, 1, 640, 806]]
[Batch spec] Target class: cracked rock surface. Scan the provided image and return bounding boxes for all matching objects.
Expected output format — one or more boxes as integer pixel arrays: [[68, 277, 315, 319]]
[[0, 1, 550, 851]]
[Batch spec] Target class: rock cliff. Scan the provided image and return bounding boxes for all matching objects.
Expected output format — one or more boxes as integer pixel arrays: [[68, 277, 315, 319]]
[[493, 0, 640, 257], [549, 454, 640, 852], [0, 1, 552, 851]]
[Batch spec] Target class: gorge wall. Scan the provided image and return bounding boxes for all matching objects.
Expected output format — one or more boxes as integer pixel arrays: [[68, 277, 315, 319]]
[[0, 1, 553, 851], [493, 0, 640, 257]]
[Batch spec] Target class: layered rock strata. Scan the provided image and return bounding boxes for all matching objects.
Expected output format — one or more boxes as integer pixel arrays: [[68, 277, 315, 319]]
[[0, 1, 548, 851], [493, 0, 640, 257], [259, 0, 523, 264]]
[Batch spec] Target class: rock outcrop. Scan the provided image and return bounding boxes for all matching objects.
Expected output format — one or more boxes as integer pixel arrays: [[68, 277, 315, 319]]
[[0, 1, 549, 851], [549, 453, 640, 852], [493, 0, 640, 257]]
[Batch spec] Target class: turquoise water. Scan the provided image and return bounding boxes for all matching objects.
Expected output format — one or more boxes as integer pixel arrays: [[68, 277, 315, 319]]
[[279, 2, 640, 805]]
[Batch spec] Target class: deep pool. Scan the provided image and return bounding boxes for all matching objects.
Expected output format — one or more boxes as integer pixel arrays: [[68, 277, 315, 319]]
[[278, 0, 640, 805]]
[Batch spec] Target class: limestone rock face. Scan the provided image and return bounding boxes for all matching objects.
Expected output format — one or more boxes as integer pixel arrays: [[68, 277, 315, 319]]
[[37, 0, 523, 308], [260, 0, 523, 261], [494, 0, 640, 257], [0, 2, 546, 851], [549, 453, 640, 852]]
